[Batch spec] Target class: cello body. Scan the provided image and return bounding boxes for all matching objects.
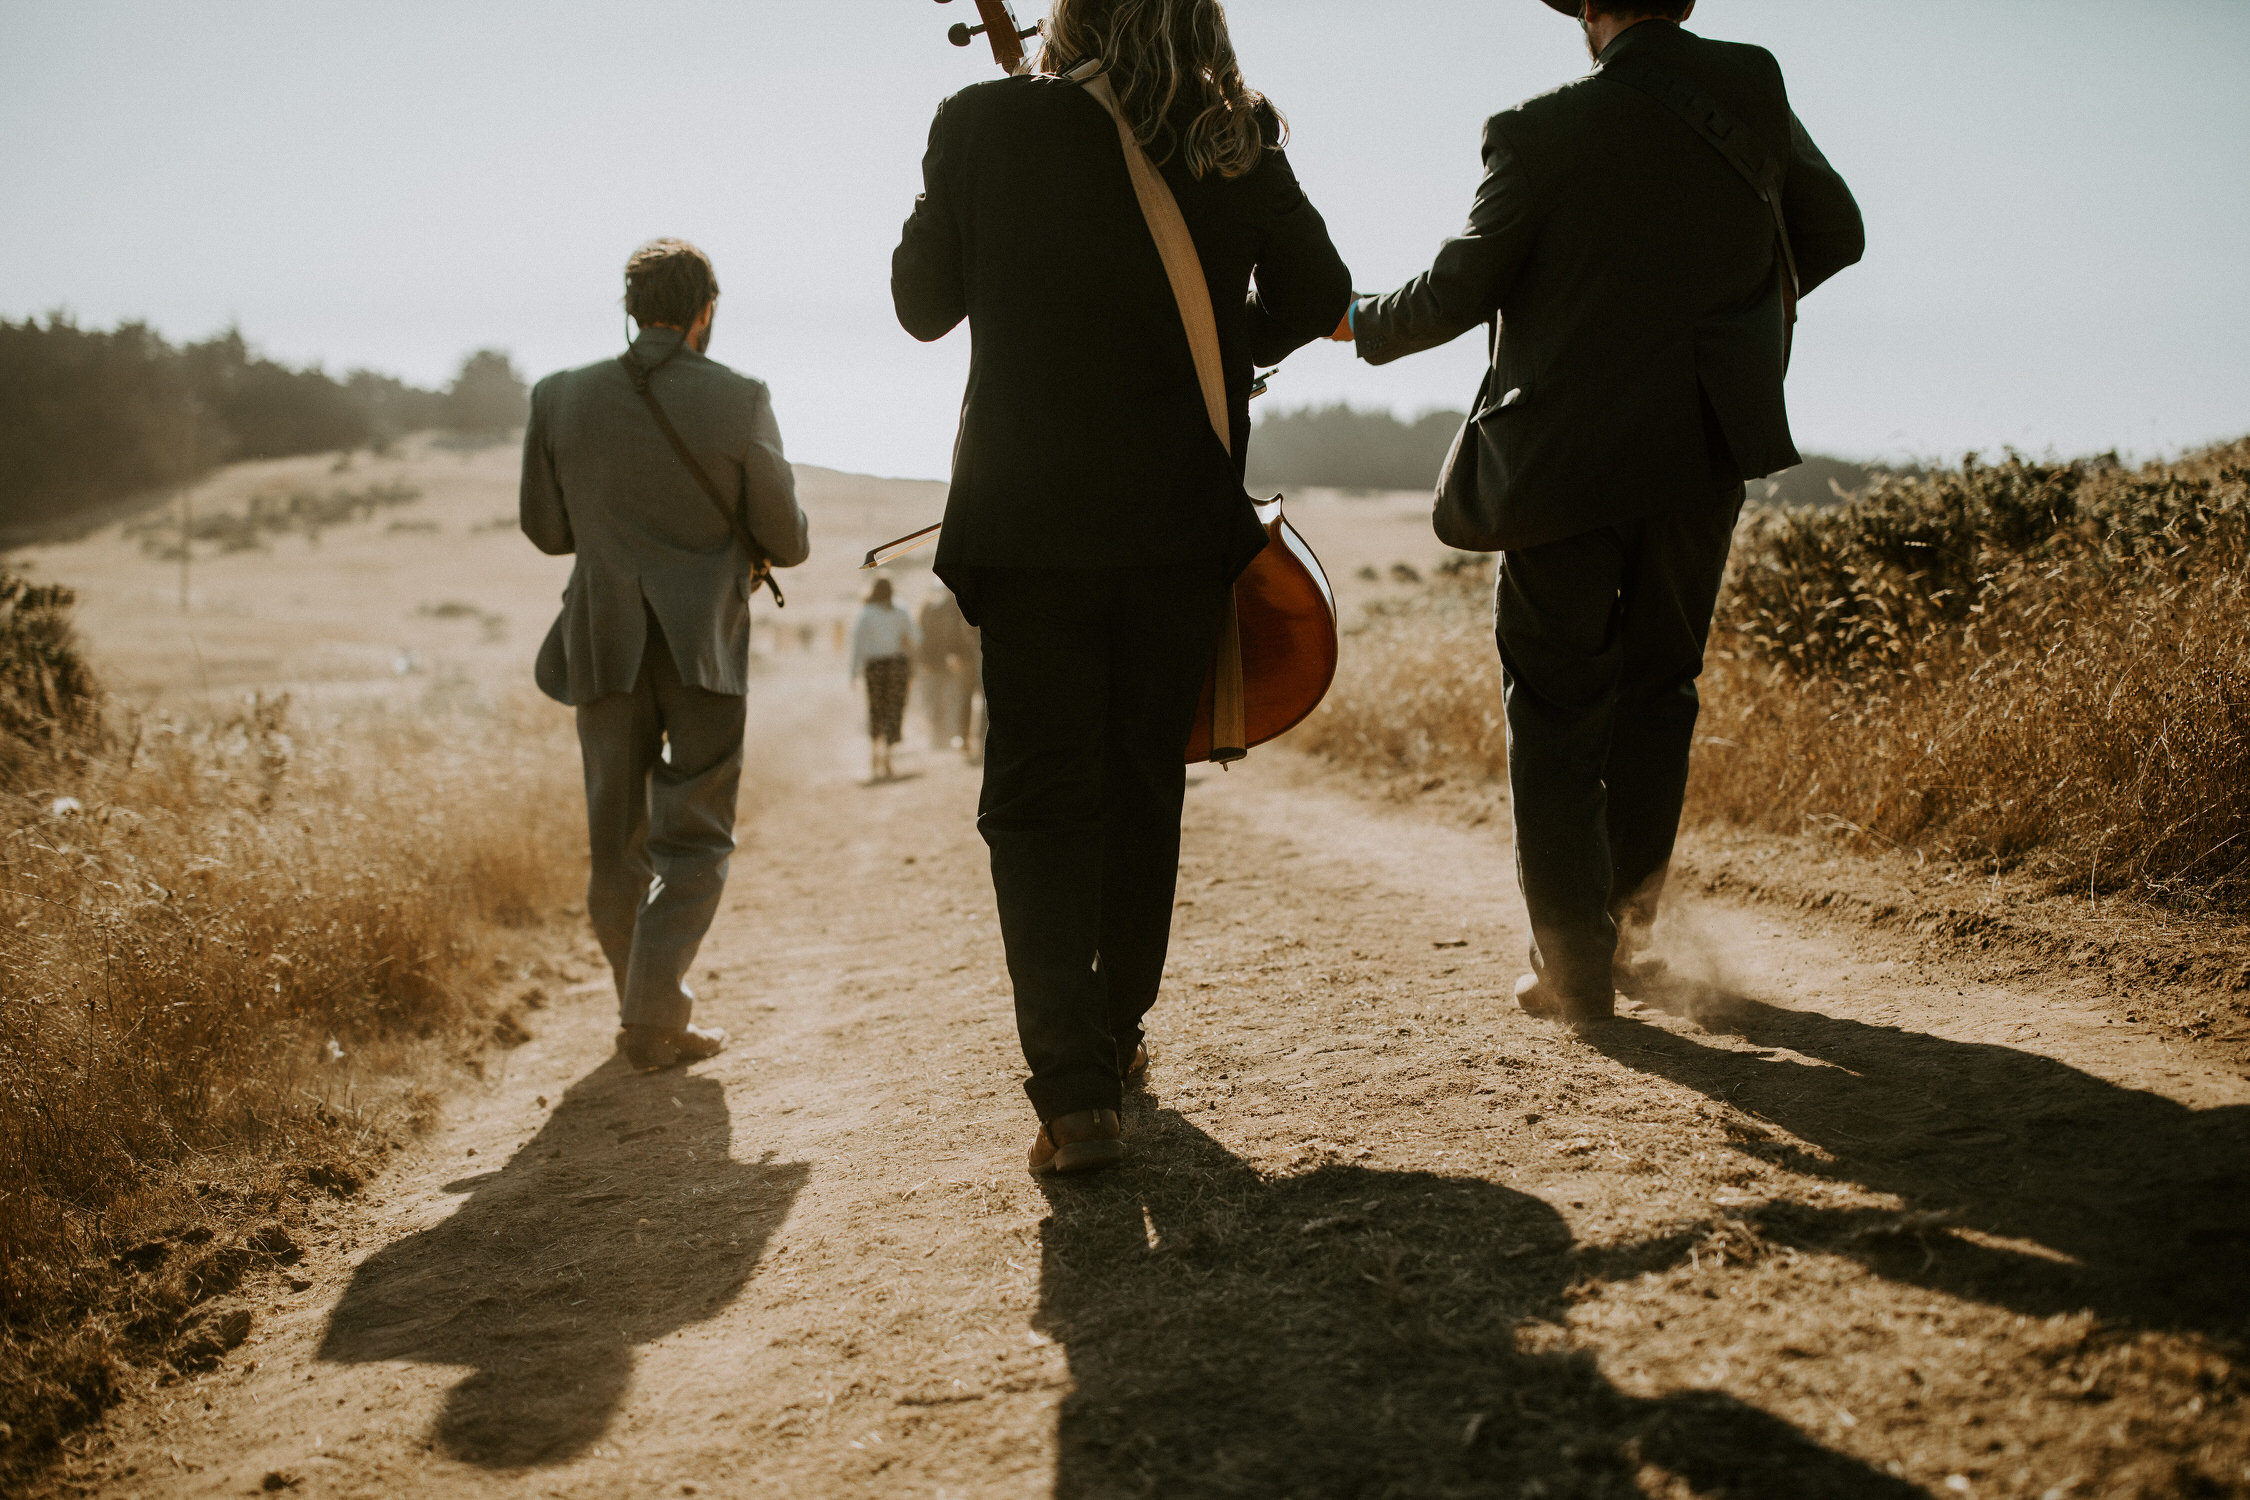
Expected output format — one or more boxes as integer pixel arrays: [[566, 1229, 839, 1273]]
[[1184, 498, 1338, 764]]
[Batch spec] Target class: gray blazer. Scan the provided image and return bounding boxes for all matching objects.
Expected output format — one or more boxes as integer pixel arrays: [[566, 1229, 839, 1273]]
[[521, 328, 812, 704]]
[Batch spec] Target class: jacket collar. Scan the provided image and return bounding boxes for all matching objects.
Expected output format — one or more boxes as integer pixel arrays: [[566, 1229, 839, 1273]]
[[1596, 18, 1687, 68], [627, 325, 696, 364]]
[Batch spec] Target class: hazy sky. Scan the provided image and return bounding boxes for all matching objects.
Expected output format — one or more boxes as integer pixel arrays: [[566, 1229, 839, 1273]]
[[5, 1, 2246, 478]]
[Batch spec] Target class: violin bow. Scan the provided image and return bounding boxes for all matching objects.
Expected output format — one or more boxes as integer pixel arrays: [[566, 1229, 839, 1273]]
[[862, 2, 1035, 572]]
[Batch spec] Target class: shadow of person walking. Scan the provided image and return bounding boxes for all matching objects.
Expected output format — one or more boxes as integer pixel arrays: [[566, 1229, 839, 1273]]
[[1584, 991, 2250, 1340], [317, 1058, 808, 1468], [1036, 1109, 1920, 1498]]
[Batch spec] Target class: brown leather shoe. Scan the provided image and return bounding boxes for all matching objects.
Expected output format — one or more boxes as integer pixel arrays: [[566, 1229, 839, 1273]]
[[1028, 1109, 1126, 1177], [1513, 973, 1615, 1027], [1122, 1042, 1150, 1088], [619, 1022, 728, 1072]]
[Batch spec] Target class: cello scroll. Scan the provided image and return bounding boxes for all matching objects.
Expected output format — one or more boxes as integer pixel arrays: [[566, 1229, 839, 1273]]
[[936, 0, 1041, 76]]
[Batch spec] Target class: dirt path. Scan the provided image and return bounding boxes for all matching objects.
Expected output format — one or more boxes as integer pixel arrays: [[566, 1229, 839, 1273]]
[[60, 673, 2250, 1500]]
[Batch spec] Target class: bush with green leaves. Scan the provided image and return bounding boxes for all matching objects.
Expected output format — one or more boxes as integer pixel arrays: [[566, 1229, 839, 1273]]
[[1722, 443, 2250, 677], [0, 565, 98, 786]]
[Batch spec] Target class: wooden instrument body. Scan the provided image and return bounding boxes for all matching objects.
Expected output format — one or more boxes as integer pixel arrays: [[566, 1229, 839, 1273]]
[[1184, 497, 1338, 765]]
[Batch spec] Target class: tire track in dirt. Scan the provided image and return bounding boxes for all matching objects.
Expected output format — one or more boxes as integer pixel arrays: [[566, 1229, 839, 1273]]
[[62, 686, 2250, 1499]]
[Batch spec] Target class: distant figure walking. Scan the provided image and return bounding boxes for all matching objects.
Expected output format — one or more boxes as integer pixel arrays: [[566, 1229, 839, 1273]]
[[521, 237, 811, 1072], [1338, 0, 1864, 1024], [915, 583, 978, 754], [850, 577, 918, 781]]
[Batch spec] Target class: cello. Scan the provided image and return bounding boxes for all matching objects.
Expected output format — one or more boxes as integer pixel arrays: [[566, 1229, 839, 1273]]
[[898, 0, 1340, 763]]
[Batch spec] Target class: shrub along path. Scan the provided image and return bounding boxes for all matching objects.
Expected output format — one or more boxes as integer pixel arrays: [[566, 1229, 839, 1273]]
[[52, 696, 2250, 1499]]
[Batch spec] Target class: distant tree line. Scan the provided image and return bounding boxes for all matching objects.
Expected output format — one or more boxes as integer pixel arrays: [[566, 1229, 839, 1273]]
[[1751, 453, 1922, 508], [1246, 403, 1466, 493], [1247, 400, 1900, 505], [0, 316, 528, 541]]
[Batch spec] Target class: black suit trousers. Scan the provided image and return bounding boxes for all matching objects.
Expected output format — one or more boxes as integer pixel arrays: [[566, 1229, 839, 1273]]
[[965, 567, 1225, 1121], [1495, 486, 1745, 1002]]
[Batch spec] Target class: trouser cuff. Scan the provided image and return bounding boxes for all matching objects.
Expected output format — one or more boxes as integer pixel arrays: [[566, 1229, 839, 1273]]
[[1530, 939, 1615, 1005], [1025, 1065, 1124, 1124], [621, 993, 693, 1033]]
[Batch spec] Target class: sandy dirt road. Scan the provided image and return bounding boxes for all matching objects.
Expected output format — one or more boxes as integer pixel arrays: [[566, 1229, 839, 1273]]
[[53, 659, 2250, 1499]]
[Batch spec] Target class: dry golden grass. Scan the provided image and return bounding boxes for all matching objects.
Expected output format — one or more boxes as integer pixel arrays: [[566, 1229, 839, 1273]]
[[0, 688, 582, 1481], [1296, 440, 2250, 911], [1693, 558, 2250, 898], [1698, 441, 2250, 905], [1291, 560, 1508, 790]]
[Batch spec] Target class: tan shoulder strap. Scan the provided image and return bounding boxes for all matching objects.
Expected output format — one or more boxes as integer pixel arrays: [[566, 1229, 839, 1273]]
[[1081, 71, 1232, 456], [1078, 64, 1252, 763]]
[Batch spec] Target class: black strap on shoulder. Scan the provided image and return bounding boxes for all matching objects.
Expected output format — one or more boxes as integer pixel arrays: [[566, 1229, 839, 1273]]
[[1601, 63, 1801, 330], [618, 342, 784, 608]]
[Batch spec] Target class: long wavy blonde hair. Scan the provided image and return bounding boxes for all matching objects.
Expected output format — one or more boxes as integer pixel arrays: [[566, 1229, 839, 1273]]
[[1038, 0, 1282, 180]]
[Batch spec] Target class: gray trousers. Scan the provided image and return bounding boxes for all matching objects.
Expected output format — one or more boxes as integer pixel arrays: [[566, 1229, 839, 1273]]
[[575, 614, 747, 1031], [1496, 485, 1745, 1004]]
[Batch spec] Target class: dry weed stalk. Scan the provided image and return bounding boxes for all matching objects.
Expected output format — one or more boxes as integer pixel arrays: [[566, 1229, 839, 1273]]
[[0, 688, 582, 1478]]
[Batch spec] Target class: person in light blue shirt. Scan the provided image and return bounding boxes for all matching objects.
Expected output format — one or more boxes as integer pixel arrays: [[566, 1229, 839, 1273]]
[[850, 577, 920, 781]]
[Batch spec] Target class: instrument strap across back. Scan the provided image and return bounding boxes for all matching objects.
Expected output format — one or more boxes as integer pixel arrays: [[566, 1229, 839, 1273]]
[[619, 342, 785, 607], [1075, 62, 1248, 758], [1077, 66, 1233, 457], [1600, 62, 1801, 330]]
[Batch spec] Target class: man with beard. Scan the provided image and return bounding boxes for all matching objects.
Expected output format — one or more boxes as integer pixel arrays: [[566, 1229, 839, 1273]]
[[1339, 0, 1863, 1023], [522, 238, 811, 1070]]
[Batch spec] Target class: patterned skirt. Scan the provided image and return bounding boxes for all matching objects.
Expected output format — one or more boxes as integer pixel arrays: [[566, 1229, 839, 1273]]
[[864, 655, 912, 745]]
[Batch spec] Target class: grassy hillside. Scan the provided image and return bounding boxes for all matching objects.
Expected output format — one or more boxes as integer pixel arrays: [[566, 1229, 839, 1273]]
[[0, 572, 583, 1484]]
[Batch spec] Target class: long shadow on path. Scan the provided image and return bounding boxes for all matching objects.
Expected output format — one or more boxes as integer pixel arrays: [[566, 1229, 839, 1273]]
[[318, 1059, 807, 1468], [1038, 1111, 1921, 1498], [1587, 992, 2250, 1339]]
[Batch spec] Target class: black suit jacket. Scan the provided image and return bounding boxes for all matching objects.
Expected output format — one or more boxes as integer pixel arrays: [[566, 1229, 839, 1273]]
[[1354, 21, 1864, 550], [893, 74, 1352, 585]]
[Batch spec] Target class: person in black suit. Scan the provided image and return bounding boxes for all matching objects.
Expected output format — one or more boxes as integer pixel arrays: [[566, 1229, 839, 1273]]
[[893, 0, 1351, 1174], [1340, 0, 1864, 1023]]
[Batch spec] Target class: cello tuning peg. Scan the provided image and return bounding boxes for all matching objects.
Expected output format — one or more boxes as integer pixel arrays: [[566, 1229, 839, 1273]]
[[947, 21, 985, 45]]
